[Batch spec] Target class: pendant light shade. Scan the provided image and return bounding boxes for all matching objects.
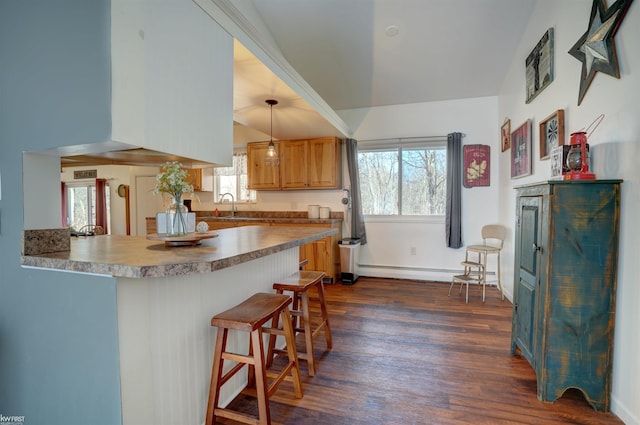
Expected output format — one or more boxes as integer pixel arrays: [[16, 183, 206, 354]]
[[265, 99, 279, 166]]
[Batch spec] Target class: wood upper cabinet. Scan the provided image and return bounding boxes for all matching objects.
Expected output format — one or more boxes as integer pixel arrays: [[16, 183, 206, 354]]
[[248, 137, 341, 190], [307, 137, 341, 188], [280, 139, 308, 188], [184, 168, 203, 191], [511, 180, 622, 412], [247, 141, 281, 189], [183, 168, 213, 192]]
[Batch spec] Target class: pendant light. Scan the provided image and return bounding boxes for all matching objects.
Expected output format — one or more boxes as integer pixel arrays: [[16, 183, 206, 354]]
[[264, 99, 279, 166]]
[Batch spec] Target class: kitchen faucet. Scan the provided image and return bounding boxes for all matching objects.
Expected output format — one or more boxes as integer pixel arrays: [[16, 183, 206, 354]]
[[219, 192, 236, 217]]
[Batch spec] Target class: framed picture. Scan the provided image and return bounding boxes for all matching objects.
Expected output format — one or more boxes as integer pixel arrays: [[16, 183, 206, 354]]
[[501, 119, 511, 152], [511, 120, 532, 179], [539, 109, 565, 160], [550, 145, 568, 179], [526, 28, 554, 104], [463, 145, 490, 188]]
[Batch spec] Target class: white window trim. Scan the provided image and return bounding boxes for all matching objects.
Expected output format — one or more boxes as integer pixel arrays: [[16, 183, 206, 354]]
[[358, 137, 447, 217]]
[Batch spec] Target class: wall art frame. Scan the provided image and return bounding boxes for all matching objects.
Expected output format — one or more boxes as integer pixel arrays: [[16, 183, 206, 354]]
[[501, 118, 511, 152], [511, 120, 532, 179], [463, 144, 490, 188], [525, 28, 554, 104], [539, 109, 565, 160]]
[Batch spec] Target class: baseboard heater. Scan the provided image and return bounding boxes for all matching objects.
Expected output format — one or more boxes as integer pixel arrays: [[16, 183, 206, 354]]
[[358, 264, 496, 282]]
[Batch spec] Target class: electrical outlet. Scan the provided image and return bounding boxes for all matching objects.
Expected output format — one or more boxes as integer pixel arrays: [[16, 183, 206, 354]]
[[410, 246, 416, 255]]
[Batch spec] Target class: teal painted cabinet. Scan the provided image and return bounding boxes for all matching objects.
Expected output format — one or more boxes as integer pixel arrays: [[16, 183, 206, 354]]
[[511, 180, 621, 412]]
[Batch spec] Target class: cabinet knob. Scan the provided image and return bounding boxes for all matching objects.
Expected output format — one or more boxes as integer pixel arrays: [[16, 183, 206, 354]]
[[533, 243, 541, 252]]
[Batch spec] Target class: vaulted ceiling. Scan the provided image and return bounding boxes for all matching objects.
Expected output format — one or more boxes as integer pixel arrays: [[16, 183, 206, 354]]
[[233, 0, 537, 140], [250, 0, 536, 110], [63, 1, 539, 166]]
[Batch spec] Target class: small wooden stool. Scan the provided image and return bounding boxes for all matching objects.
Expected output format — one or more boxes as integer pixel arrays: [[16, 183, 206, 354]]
[[205, 293, 303, 425], [267, 271, 332, 376]]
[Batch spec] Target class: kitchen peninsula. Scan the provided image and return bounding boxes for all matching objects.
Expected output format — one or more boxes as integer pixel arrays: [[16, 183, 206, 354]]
[[146, 211, 343, 282], [21, 225, 337, 425]]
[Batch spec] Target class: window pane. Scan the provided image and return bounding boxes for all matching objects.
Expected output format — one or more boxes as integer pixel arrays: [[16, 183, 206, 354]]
[[218, 175, 237, 196], [357, 143, 447, 217], [402, 147, 446, 215], [67, 186, 88, 229], [214, 152, 256, 202], [358, 150, 399, 215]]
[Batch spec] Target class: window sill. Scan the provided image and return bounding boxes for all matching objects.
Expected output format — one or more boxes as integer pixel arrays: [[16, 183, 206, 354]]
[[364, 215, 445, 224]]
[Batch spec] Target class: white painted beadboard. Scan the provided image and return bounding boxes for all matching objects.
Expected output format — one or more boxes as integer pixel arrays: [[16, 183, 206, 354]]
[[116, 248, 298, 425]]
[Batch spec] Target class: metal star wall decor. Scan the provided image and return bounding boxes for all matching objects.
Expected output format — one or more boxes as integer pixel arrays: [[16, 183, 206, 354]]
[[568, 0, 634, 105]]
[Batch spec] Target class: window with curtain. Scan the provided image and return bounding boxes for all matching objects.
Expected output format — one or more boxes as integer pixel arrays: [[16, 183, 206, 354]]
[[213, 151, 256, 202], [64, 181, 111, 231], [357, 138, 447, 216]]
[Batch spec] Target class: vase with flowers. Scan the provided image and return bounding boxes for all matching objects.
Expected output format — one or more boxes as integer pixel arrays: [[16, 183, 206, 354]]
[[153, 161, 194, 236]]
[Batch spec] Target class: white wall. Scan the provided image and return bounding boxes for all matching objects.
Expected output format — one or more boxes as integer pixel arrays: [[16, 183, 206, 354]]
[[227, 96, 502, 281], [498, 1, 639, 423], [337, 96, 501, 281], [111, 0, 234, 166], [61, 165, 161, 236]]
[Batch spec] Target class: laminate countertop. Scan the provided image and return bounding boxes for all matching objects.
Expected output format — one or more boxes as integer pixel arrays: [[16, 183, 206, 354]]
[[196, 216, 343, 225], [21, 225, 338, 279]]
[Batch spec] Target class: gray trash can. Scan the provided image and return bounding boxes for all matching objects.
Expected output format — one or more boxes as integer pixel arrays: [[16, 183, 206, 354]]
[[338, 238, 360, 285]]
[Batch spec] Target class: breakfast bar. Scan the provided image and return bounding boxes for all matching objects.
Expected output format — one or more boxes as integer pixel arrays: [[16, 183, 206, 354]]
[[21, 225, 337, 425]]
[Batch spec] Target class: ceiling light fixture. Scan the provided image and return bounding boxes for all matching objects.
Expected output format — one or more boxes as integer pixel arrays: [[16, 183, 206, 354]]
[[264, 99, 279, 166]]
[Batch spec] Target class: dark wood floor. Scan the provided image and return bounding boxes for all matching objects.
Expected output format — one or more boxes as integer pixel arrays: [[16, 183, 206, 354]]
[[217, 277, 623, 424]]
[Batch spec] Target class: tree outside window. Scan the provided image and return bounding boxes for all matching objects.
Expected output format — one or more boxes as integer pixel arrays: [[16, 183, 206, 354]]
[[65, 182, 111, 230], [358, 141, 446, 216]]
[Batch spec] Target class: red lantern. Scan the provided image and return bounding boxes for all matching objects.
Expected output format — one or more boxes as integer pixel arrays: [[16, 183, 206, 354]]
[[564, 131, 595, 180]]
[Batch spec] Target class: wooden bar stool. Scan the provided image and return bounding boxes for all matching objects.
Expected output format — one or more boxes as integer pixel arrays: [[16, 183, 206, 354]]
[[205, 293, 303, 425], [267, 270, 332, 376]]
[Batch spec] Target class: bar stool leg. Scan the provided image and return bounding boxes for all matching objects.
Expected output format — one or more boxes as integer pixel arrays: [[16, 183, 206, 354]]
[[206, 328, 228, 425], [281, 306, 303, 398], [299, 291, 316, 376], [316, 281, 332, 349], [247, 333, 256, 388], [250, 328, 270, 425], [265, 311, 279, 370]]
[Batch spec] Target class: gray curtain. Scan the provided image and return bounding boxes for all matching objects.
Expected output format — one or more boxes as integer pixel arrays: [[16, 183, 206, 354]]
[[446, 132, 462, 248], [346, 138, 367, 244]]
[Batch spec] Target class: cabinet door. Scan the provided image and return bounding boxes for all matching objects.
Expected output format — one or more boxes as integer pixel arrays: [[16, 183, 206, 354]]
[[308, 137, 340, 188], [204, 220, 237, 230], [247, 142, 280, 189], [512, 195, 542, 366], [280, 139, 308, 188], [184, 168, 202, 191], [300, 238, 329, 272]]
